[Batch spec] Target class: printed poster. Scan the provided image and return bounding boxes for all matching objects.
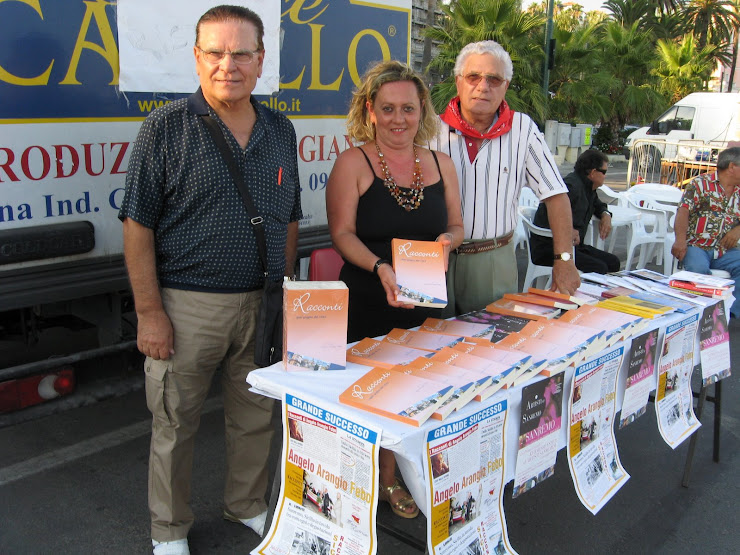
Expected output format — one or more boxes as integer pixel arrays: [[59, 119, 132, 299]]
[[255, 393, 381, 555], [512, 373, 564, 497], [698, 302, 731, 386], [655, 314, 701, 449], [425, 401, 517, 555], [567, 346, 630, 515], [619, 329, 661, 429]]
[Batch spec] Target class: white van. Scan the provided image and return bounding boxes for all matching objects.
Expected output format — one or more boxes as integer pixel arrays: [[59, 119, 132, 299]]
[[624, 92, 740, 166]]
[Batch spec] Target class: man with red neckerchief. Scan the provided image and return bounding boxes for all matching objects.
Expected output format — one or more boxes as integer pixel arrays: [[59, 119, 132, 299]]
[[430, 41, 580, 316]]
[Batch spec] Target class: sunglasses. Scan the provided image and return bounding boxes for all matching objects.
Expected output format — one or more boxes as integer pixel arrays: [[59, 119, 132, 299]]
[[462, 72, 506, 88], [593, 168, 607, 175]]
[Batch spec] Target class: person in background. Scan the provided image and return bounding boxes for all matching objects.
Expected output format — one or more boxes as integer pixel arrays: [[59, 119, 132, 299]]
[[531, 149, 619, 273], [119, 6, 301, 554], [672, 146, 740, 318], [430, 40, 580, 315], [326, 60, 463, 518]]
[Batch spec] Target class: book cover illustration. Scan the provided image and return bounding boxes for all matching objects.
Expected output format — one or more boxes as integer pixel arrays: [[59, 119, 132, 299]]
[[486, 298, 561, 320], [383, 328, 463, 352], [391, 239, 447, 308], [345, 337, 429, 369], [338, 366, 454, 427], [283, 281, 349, 372], [619, 329, 660, 429], [698, 302, 731, 386], [419, 317, 495, 339]]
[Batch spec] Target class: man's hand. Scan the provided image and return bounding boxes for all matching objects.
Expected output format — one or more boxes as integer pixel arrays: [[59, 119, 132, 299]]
[[137, 308, 175, 360], [599, 214, 612, 240], [572, 228, 581, 247], [719, 225, 740, 251], [671, 238, 687, 261], [551, 260, 581, 296]]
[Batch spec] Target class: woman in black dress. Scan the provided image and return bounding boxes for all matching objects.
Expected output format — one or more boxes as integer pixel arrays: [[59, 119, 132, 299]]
[[326, 60, 463, 518]]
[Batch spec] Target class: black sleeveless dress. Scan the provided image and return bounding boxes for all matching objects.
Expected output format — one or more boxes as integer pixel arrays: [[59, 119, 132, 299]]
[[340, 149, 449, 342]]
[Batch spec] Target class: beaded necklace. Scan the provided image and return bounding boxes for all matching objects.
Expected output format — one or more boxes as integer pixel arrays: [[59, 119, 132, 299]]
[[375, 142, 425, 211]]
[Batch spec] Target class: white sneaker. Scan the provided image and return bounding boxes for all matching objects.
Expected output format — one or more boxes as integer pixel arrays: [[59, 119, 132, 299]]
[[224, 509, 268, 536], [152, 538, 190, 555]]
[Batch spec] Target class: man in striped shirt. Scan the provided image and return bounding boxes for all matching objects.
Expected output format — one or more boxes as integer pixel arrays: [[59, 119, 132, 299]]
[[430, 40, 580, 316]]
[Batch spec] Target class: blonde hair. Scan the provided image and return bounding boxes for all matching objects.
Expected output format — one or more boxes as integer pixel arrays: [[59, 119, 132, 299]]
[[346, 60, 439, 144]]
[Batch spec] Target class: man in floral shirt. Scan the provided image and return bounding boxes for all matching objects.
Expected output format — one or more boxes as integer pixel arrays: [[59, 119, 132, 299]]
[[672, 147, 740, 318]]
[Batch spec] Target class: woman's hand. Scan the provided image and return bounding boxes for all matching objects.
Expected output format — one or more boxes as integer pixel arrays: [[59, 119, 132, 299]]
[[436, 232, 454, 271], [377, 263, 414, 309]]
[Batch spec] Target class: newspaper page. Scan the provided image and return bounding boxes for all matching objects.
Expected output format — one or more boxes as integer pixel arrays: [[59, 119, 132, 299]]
[[255, 393, 381, 555], [512, 373, 564, 497], [698, 302, 731, 386], [655, 314, 701, 448], [619, 329, 661, 429], [567, 346, 630, 515], [424, 401, 517, 555]]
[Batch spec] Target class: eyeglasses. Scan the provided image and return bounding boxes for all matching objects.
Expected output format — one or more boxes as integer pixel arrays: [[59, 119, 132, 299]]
[[593, 168, 608, 175], [197, 47, 261, 65], [462, 72, 506, 88]]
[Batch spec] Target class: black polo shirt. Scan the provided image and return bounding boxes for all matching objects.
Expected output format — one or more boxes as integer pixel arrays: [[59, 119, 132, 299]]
[[119, 88, 302, 292]]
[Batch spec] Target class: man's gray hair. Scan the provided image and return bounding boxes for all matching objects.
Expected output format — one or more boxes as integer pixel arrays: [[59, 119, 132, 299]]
[[453, 41, 513, 82], [717, 146, 740, 170]]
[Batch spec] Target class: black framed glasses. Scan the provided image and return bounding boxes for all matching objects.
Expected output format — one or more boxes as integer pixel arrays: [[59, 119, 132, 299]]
[[593, 168, 608, 175], [462, 72, 506, 88], [197, 47, 261, 65]]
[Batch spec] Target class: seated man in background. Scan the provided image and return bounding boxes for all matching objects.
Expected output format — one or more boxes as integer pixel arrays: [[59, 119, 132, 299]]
[[530, 149, 618, 274], [672, 146, 740, 319]]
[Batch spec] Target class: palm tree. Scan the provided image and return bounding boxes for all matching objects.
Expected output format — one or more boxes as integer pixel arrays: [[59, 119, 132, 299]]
[[654, 33, 718, 102], [683, 0, 740, 49]]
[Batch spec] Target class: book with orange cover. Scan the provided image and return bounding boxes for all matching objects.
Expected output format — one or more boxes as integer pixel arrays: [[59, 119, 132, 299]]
[[397, 359, 489, 416], [382, 328, 463, 352], [503, 292, 578, 310], [451, 342, 533, 388], [517, 320, 605, 360], [387, 364, 474, 420], [558, 305, 644, 345], [430, 347, 517, 400], [283, 281, 349, 371], [486, 298, 561, 320], [391, 238, 447, 308], [495, 333, 580, 382], [338, 366, 454, 427], [419, 317, 495, 339], [345, 337, 429, 369], [527, 287, 597, 306]]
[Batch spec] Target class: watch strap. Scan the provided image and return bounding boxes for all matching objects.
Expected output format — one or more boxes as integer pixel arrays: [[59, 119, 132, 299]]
[[373, 259, 390, 275]]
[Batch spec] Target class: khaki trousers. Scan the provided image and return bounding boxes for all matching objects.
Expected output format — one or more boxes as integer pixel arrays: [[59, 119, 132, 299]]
[[444, 241, 519, 317], [145, 288, 274, 542]]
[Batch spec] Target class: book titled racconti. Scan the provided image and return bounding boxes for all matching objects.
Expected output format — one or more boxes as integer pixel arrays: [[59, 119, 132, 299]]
[[346, 337, 429, 369], [451, 342, 533, 388], [430, 347, 517, 401], [382, 328, 463, 352], [420, 317, 496, 339], [495, 333, 580, 383], [284, 281, 349, 371], [527, 287, 597, 306], [558, 305, 645, 345], [517, 320, 606, 360], [486, 298, 561, 320], [338, 366, 454, 427], [391, 238, 448, 308]]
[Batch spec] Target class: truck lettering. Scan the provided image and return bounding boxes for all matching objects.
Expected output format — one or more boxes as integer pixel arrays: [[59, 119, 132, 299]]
[[0, 0, 53, 86], [110, 142, 129, 175], [44, 192, 94, 217], [21, 146, 51, 181], [298, 135, 351, 162], [0, 204, 33, 223], [0, 143, 130, 181], [109, 188, 124, 210]]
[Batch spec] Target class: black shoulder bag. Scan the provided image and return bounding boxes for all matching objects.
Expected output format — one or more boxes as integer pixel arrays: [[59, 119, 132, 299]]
[[201, 115, 283, 367]]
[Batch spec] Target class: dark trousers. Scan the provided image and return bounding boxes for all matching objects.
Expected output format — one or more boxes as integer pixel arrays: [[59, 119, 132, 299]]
[[574, 244, 620, 274]]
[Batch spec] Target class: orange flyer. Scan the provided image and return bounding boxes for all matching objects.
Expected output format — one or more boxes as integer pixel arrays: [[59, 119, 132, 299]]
[[338, 366, 454, 427], [382, 328, 462, 352], [419, 317, 495, 338], [345, 337, 429, 369], [283, 281, 349, 371], [391, 239, 447, 308]]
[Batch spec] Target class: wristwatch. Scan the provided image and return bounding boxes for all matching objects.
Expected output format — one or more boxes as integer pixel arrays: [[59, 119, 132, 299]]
[[553, 252, 572, 262], [373, 258, 391, 275]]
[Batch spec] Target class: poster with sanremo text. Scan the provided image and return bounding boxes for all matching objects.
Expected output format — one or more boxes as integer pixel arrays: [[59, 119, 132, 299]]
[[254, 392, 381, 555], [655, 314, 701, 449], [425, 400, 517, 555], [698, 302, 731, 386], [619, 329, 661, 429], [567, 346, 630, 515]]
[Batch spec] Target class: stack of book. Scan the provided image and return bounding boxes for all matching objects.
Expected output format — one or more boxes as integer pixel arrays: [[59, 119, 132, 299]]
[[668, 270, 734, 300], [486, 298, 561, 320]]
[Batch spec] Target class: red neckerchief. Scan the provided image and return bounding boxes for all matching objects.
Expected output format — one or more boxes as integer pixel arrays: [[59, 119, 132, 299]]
[[440, 96, 514, 140]]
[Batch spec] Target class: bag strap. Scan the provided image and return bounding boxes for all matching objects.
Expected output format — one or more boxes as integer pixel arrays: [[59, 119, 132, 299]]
[[200, 114, 269, 277]]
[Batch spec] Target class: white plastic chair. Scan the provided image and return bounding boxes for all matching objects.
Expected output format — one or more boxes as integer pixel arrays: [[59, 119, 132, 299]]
[[514, 187, 541, 251], [622, 192, 674, 274], [592, 185, 628, 252], [518, 205, 553, 290]]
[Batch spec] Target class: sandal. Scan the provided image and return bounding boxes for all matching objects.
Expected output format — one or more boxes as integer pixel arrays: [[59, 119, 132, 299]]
[[379, 478, 419, 519]]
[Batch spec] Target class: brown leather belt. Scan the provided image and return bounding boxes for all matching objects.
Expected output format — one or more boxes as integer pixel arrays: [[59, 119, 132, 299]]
[[455, 231, 515, 255]]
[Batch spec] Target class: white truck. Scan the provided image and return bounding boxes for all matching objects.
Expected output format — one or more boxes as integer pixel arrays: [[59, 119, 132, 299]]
[[623, 92, 740, 184], [0, 0, 411, 409]]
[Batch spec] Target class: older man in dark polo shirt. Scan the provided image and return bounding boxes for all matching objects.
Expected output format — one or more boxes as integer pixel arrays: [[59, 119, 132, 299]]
[[119, 6, 301, 554]]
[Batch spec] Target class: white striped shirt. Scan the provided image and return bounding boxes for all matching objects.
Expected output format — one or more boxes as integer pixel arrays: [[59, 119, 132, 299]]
[[430, 112, 567, 240]]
